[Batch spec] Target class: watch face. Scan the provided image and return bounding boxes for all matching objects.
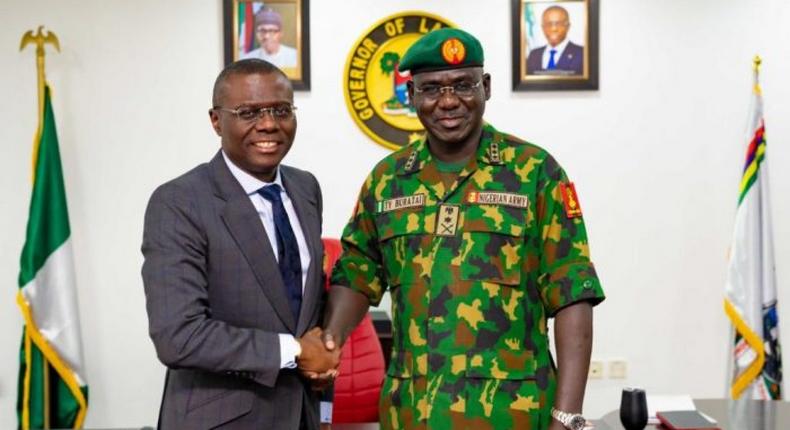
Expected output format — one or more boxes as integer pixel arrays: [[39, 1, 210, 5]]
[[569, 415, 586, 430]]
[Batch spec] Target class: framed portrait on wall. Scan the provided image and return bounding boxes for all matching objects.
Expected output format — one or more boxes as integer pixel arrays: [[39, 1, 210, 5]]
[[511, 0, 598, 91], [223, 0, 311, 90]]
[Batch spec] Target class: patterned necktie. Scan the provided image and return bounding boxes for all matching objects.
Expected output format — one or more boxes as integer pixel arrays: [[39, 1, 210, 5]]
[[258, 184, 302, 323], [548, 48, 558, 70]]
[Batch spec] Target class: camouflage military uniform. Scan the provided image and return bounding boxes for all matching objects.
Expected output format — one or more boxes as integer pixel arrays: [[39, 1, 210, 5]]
[[331, 123, 605, 429]]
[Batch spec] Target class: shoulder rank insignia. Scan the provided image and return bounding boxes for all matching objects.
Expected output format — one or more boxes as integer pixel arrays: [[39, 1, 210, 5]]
[[487, 141, 502, 164], [404, 150, 418, 172], [559, 182, 582, 218]]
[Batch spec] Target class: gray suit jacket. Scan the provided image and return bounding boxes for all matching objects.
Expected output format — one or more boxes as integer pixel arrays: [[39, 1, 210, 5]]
[[142, 151, 324, 429]]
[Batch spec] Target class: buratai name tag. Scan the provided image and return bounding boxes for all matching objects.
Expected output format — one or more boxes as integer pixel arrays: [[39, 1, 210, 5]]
[[467, 191, 529, 209], [377, 194, 426, 213]]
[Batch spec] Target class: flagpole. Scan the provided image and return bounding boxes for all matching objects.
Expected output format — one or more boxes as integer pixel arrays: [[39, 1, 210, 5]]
[[19, 26, 60, 173], [19, 25, 60, 430]]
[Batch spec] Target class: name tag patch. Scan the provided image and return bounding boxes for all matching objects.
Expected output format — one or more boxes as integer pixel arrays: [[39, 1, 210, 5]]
[[377, 194, 426, 213], [467, 191, 529, 209]]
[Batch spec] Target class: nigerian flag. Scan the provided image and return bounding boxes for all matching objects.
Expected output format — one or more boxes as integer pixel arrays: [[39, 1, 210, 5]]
[[17, 85, 88, 429]]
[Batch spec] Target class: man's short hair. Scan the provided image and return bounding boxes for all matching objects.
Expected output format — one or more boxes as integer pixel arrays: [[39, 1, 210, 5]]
[[543, 5, 570, 20], [212, 59, 289, 107], [255, 8, 282, 30]]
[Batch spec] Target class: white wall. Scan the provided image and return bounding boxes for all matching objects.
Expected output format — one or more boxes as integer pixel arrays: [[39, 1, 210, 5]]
[[2, 0, 789, 427]]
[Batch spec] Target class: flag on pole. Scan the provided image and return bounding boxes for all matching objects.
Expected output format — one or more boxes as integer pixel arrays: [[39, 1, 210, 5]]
[[724, 58, 783, 400], [237, 2, 265, 56], [237, 1, 255, 55], [17, 85, 88, 429]]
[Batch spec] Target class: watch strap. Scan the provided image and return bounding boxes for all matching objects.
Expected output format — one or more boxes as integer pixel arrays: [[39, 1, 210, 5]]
[[551, 407, 585, 429]]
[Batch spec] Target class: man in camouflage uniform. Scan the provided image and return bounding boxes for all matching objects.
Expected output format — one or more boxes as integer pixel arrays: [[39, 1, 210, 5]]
[[323, 28, 604, 430]]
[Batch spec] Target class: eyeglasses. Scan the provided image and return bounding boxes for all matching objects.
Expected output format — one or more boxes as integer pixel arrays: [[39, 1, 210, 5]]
[[213, 104, 297, 122], [256, 28, 281, 35], [414, 81, 482, 100], [543, 20, 569, 28]]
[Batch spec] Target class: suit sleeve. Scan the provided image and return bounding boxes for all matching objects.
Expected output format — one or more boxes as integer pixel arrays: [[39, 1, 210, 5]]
[[141, 183, 282, 387]]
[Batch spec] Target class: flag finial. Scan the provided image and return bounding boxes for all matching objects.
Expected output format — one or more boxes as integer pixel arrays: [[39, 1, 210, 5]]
[[20, 26, 60, 117], [753, 55, 762, 73], [19, 26, 60, 55], [20, 26, 60, 176]]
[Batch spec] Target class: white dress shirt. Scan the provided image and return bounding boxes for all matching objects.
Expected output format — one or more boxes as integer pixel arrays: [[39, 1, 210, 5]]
[[542, 37, 570, 69], [240, 44, 299, 68], [222, 152, 309, 370]]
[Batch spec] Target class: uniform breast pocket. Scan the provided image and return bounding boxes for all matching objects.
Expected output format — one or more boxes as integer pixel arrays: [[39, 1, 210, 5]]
[[376, 210, 426, 288], [460, 204, 527, 286]]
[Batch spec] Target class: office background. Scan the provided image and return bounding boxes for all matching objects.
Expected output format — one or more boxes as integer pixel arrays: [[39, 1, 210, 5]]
[[1, 0, 789, 427]]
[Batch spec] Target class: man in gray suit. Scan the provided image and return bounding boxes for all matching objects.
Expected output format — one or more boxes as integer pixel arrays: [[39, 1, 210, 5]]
[[142, 59, 337, 429]]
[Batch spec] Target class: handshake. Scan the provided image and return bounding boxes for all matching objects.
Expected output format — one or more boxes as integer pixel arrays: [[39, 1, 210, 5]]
[[296, 327, 341, 388]]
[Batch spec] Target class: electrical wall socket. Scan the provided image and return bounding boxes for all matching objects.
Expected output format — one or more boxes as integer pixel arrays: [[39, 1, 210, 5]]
[[609, 359, 628, 379], [588, 360, 603, 379]]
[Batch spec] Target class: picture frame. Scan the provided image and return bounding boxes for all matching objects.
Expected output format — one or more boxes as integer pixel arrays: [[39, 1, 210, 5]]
[[223, 0, 311, 90], [511, 0, 599, 91]]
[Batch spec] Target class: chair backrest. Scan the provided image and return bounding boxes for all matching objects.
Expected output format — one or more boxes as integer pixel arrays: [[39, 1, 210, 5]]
[[322, 238, 343, 292], [321, 238, 385, 423]]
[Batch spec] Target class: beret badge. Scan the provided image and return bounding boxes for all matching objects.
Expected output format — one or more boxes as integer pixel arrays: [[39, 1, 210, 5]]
[[441, 38, 466, 65]]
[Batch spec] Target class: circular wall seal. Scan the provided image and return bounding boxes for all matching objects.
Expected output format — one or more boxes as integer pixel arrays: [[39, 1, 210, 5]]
[[343, 11, 456, 150]]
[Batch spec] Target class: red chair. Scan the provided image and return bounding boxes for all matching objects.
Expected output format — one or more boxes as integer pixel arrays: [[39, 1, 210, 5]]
[[322, 238, 385, 423]]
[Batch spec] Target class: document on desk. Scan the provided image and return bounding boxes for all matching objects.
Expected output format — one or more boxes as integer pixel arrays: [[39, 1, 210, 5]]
[[656, 410, 720, 429], [647, 394, 696, 424]]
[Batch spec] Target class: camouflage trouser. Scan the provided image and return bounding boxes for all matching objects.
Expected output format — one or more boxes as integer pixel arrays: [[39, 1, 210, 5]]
[[378, 374, 554, 429]]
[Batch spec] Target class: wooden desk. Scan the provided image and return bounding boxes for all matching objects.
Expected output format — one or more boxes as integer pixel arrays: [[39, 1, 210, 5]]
[[597, 398, 790, 430]]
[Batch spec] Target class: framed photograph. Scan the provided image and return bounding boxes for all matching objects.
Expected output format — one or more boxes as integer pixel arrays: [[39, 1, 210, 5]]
[[223, 0, 310, 90], [511, 0, 599, 91]]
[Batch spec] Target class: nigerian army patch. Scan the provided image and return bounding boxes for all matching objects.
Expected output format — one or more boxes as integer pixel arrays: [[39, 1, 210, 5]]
[[466, 191, 529, 209], [559, 182, 583, 218]]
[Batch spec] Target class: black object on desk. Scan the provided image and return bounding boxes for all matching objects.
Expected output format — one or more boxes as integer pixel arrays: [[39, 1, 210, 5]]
[[620, 388, 648, 430]]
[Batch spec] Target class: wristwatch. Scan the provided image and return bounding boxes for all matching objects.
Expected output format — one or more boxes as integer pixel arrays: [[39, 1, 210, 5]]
[[551, 407, 586, 430]]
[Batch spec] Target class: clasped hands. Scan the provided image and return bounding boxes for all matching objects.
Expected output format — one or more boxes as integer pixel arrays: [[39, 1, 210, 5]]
[[296, 327, 341, 389]]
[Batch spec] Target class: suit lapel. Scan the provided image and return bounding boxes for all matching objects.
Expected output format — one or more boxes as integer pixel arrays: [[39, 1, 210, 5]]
[[281, 168, 322, 336], [559, 43, 576, 68], [209, 152, 297, 332]]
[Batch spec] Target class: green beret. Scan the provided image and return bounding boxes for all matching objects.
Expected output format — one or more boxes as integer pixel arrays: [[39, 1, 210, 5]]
[[399, 28, 484, 74]]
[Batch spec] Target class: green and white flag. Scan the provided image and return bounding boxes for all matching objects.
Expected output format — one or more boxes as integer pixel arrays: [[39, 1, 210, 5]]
[[17, 85, 88, 429]]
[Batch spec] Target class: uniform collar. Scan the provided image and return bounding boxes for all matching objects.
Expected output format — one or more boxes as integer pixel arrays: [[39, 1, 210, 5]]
[[396, 122, 505, 176]]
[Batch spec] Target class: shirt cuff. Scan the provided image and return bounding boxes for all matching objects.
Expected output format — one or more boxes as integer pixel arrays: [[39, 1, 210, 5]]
[[320, 401, 333, 423], [279, 334, 299, 369]]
